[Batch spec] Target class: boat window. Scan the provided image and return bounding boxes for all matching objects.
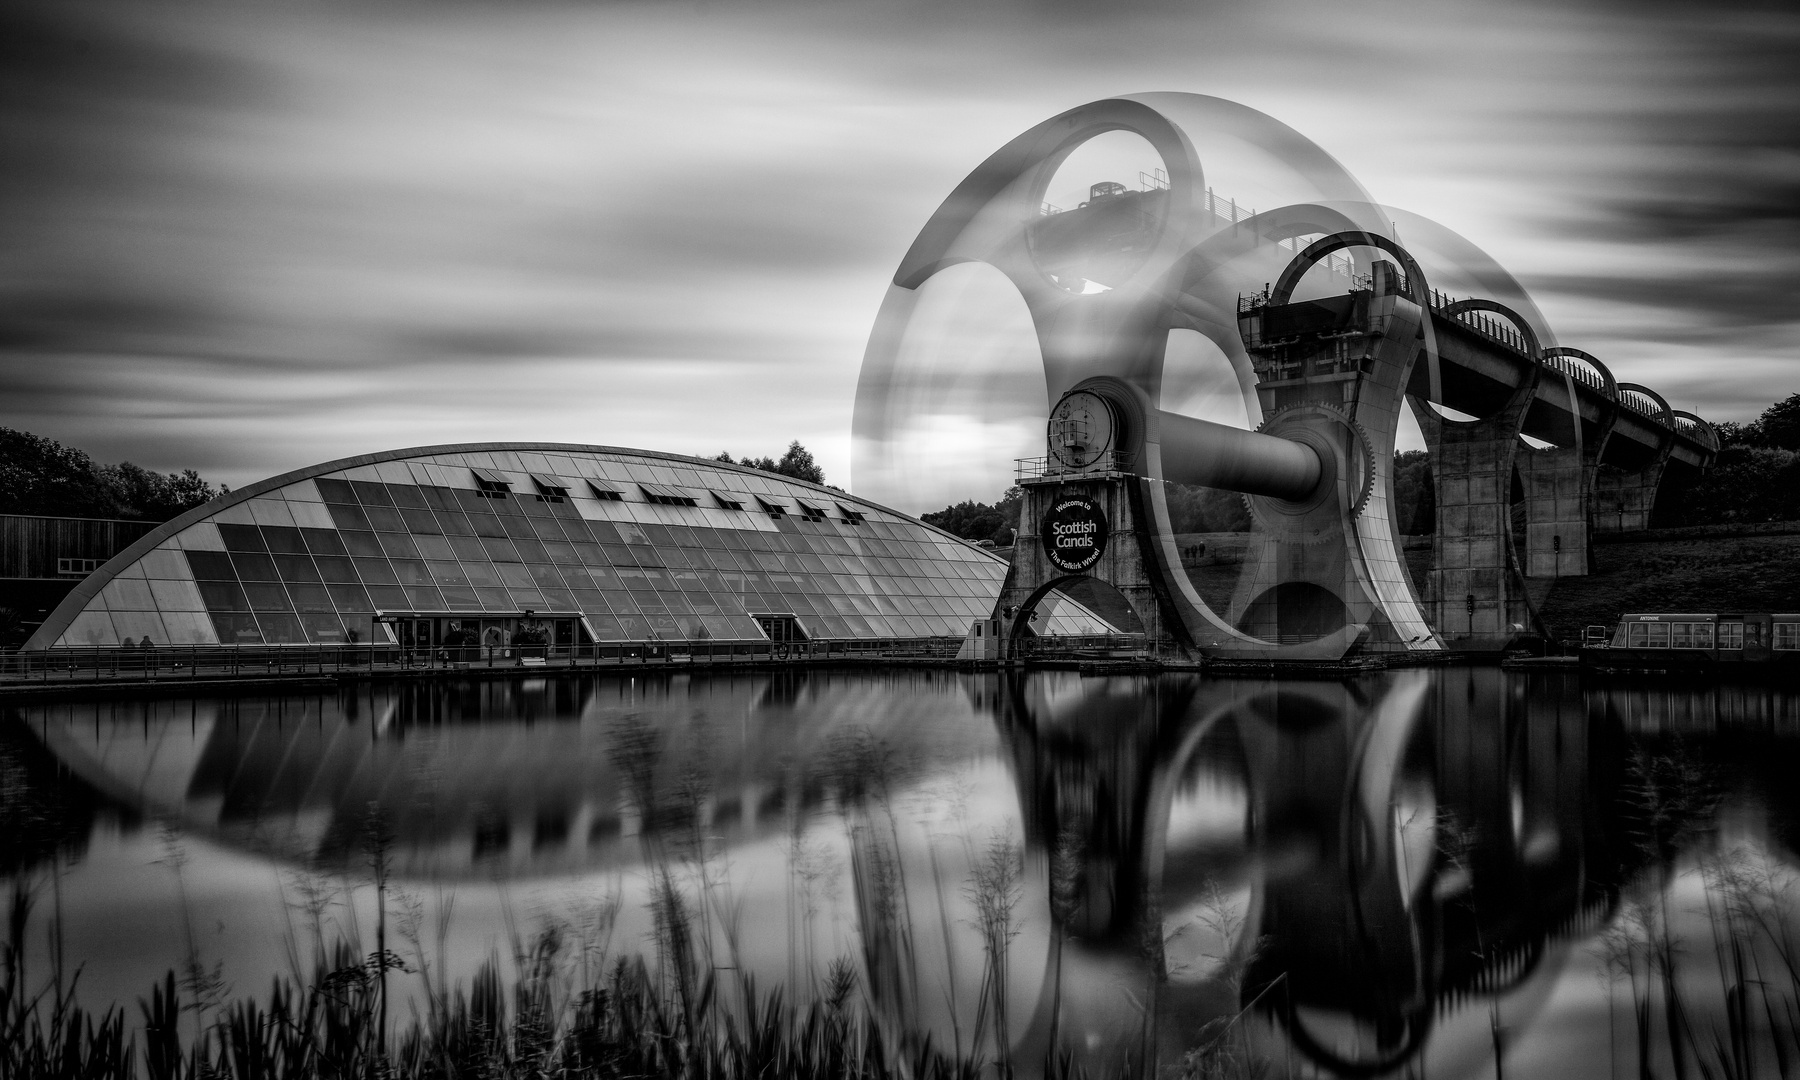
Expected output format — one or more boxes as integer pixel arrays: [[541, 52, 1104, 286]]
[[1777, 622, 1800, 651], [1719, 622, 1743, 650], [1611, 623, 1630, 647], [1693, 622, 1713, 649], [1627, 623, 1649, 648], [1671, 622, 1695, 649], [1646, 622, 1670, 649]]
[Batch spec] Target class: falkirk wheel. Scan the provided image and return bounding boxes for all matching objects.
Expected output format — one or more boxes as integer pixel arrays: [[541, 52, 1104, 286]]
[[852, 93, 1716, 659]]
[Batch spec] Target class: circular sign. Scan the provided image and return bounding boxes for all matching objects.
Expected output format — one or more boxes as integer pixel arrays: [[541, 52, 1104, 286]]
[[1041, 495, 1110, 572]]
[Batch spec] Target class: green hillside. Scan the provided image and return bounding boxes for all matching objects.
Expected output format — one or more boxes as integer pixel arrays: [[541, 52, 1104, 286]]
[[1535, 532, 1800, 641]]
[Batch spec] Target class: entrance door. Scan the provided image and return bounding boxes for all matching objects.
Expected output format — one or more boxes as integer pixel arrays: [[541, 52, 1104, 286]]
[[397, 618, 435, 652]]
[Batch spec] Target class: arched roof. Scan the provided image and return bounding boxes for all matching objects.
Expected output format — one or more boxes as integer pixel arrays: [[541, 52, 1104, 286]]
[[26, 443, 1078, 651]]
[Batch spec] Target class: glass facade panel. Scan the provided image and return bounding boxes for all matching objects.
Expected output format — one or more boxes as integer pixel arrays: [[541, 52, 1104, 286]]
[[472, 587, 514, 609], [286, 584, 334, 612], [34, 447, 1071, 650], [462, 562, 503, 587], [327, 583, 373, 610], [315, 478, 356, 503], [314, 556, 359, 582], [353, 558, 400, 584], [414, 535, 456, 561], [244, 583, 291, 611], [448, 535, 490, 562], [422, 486, 462, 511], [439, 586, 480, 608], [186, 551, 238, 580], [198, 580, 250, 611], [391, 560, 434, 586], [300, 613, 347, 641], [428, 561, 469, 585], [218, 523, 266, 551], [403, 586, 447, 610], [259, 613, 307, 643], [231, 552, 281, 580], [377, 533, 421, 559], [343, 532, 386, 558], [211, 613, 263, 644], [387, 484, 429, 509], [328, 504, 372, 531], [298, 532, 343, 558], [349, 480, 392, 505], [273, 555, 322, 583], [366, 585, 410, 609], [262, 526, 308, 554]]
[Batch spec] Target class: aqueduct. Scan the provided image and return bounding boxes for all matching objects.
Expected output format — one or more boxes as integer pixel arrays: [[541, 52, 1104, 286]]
[[854, 93, 1716, 658]]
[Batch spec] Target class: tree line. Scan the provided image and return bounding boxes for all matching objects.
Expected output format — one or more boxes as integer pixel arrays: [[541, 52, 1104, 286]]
[[713, 441, 826, 485], [1664, 392, 1800, 526], [0, 430, 839, 524], [0, 428, 223, 522]]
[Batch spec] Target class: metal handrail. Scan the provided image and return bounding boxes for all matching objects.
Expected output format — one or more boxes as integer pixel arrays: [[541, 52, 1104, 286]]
[[0, 636, 970, 686], [1539, 353, 1607, 393], [1618, 390, 1663, 422], [1016, 451, 1137, 480]]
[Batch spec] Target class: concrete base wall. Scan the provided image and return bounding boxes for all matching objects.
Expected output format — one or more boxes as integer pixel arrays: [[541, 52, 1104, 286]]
[[1516, 446, 1592, 578], [1593, 463, 1665, 534], [1411, 394, 1538, 650]]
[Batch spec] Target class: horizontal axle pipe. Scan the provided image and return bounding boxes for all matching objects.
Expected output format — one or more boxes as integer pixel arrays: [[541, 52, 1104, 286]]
[[1156, 410, 1322, 501]]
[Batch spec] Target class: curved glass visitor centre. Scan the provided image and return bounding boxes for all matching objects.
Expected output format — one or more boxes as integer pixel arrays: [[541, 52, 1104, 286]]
[[24, 444, 1103, 651]]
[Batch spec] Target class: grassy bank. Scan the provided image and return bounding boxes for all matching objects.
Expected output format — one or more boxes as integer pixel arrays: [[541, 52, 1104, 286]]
[[1537, 533, 1800, 641]]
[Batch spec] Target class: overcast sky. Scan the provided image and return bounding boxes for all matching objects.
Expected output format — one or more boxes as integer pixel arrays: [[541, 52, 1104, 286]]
[[3, 0, 1796, 505]]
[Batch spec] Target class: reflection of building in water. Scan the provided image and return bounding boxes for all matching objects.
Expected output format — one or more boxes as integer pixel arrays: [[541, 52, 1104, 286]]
[[19, 672, 1001, 878], [987, 668, 1643, 1077], [19, 670, 1800, 1076], [0, 714, 125, 876]]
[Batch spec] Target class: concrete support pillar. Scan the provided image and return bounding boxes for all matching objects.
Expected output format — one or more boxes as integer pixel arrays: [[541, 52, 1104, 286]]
[[1408, 379, 1538, 650], [995, 473, 1197, 657], [1515, 446, 1591, 578], [1592, 463, 1666, 533], [1593, 384, 1676, 535]]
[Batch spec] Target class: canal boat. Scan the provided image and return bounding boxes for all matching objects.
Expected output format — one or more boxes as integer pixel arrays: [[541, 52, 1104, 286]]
[[1581, 611, 1800, 675]]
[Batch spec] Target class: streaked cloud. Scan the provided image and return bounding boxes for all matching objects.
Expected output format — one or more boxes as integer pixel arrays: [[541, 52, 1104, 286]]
[[1, 0, 1795, 497]]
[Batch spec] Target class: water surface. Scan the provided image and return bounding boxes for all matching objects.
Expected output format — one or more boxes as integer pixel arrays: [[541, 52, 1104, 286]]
[[6, 668, 1800, 1077]]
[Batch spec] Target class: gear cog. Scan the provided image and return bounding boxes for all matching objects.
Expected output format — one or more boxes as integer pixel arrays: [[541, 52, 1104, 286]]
[[1241, 402, 1377, 542]]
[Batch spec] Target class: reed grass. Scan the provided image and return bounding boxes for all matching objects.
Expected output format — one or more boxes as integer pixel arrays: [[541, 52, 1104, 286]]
[[0, 911, 965, 1079]]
